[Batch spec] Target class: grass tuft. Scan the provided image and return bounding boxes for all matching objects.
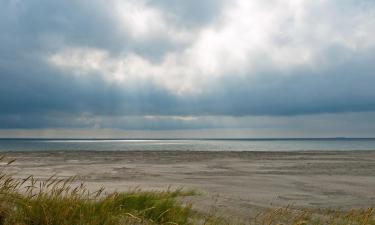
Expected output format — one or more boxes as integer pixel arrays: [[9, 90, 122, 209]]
[[0, 156, 195, 225]]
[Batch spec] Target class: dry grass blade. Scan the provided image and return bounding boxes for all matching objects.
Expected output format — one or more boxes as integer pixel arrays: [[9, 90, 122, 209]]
[[6, 159, 16, 165]]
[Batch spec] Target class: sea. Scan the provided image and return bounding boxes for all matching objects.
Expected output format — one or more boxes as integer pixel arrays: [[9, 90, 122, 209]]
[[0, 138, 375, 152]]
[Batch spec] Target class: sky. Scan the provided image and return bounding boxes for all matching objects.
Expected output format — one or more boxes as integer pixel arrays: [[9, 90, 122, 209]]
[[1, 0, 375, 138]]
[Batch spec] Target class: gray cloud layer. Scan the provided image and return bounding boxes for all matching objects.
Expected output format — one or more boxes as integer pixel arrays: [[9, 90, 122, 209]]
[[1, 0, 375, 133]]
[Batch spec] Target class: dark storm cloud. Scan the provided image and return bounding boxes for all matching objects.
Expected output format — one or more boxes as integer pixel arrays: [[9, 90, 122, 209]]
[[0, 61, 179, 116], [1, 48, 375, 129], [0, 1, 114, 52], [1, 0, 375, 130], [0, 0, 183, 62], [200, 50, 375, 116]]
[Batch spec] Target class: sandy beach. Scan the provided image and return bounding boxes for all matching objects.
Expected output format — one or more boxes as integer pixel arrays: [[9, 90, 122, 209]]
[[3, 151, 375, 218]]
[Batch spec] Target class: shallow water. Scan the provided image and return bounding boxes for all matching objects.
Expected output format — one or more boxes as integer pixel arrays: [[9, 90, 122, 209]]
[[0, 138, 375, 152]]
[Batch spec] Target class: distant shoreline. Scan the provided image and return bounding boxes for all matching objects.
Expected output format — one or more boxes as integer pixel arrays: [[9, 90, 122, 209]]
[[2, 149, 375, 154], [1, 137, 375, 140], [2, 138, 375, 152]]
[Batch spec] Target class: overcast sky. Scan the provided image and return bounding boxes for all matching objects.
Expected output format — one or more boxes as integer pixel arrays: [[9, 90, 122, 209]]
[[1, 0, 375, 138]]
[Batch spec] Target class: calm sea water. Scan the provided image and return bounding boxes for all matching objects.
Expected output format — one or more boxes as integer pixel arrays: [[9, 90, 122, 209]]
[[0, 138, 375, 152]]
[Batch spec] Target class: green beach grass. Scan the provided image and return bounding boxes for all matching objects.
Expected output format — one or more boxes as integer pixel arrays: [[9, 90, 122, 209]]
[[0, 156, 374, 225]]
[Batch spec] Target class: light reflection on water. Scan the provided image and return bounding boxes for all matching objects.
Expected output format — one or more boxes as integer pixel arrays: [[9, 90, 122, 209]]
[[0, 138, 375, 152]]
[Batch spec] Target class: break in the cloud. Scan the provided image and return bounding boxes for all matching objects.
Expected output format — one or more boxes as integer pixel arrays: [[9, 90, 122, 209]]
[[1, 0, 375, 136]]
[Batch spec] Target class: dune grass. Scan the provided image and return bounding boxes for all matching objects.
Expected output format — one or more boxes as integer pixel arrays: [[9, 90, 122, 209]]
[[0, 156, 196, 225], [201, 207, 375, 225], [0, 156, 374, 225]]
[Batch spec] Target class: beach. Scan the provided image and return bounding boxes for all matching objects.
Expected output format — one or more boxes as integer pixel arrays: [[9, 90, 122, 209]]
[[3, 151, 375, 218]]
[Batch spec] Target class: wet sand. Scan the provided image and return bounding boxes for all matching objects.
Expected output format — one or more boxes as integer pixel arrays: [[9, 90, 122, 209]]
[[2, 151, 375, 218]]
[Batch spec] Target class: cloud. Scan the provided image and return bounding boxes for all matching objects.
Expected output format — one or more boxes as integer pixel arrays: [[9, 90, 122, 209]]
[[147, 0, 228, 27], [1, 0, 375, 133], [46, 0, 375, 95]]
